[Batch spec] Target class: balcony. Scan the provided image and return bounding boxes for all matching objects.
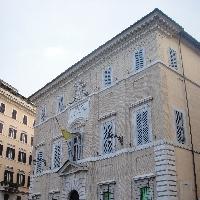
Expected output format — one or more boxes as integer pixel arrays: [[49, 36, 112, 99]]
[[0, 181, 19, 193]]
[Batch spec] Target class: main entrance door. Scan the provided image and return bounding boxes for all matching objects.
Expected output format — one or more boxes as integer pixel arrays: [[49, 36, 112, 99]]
[[68, 190, 79, 200]]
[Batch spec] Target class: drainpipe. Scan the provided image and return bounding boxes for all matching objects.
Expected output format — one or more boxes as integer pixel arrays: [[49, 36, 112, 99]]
[[178, 31, 198, 200]]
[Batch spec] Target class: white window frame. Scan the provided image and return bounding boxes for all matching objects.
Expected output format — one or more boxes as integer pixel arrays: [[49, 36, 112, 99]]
[[173, 108, 186, 144], [102, 66, 112, 88], [133, 48, 145, 73], [52, 140, 62, 169], [35, 150, 44, 174], [8, 148, 14, 159], [18, 173, 25, 186], [9, 127, 16, 139], [101, 117, 116, 155], [168, 48, 178, 69], [133, 104, 152, 147], [40, 105, 47, 123], [57, 95, 65, 113], [20, 132, 27, 143]]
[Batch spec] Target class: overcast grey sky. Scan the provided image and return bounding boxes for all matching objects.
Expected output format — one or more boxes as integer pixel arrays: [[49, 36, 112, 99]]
[[1, 0, 200, 97]]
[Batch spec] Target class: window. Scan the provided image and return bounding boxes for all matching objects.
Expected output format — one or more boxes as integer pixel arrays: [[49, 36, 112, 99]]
[[52, 141, 61, 169], [31, 137, 34, 146], [134, 48, 145, 72], [40, 106, 47, 122], [0, 122, 3, 133], [140, 186, 153, 200], [101, 119, 115, 154], [6, 147, 15, 160], [134, 105, 151, 146], [174, 110, 186, 144], [17, 173, 25, 186], [8, 127, 17, 139], [67, 135, 82, 161], [169, 48, 178, 69], [4, 170, 13, 183], [57, 96, 65, 113], [29, 155, 32, 165], [36, 151, 44, 174], [103, 67, 112, 87], [18, 151, 26, 163], [0, 144, 3, 156], [4, 194, 9, 200], [23, 115, 27, 125], [20, 133, 27, 143], [0, 103, 5, 114], [99, 183, 115, 200], [12, 109, 17, 119], [17, 196, 22, 200], [27, 176, 30, 188]]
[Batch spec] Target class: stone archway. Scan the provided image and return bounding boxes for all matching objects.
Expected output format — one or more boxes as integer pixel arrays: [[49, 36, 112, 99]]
[[68, 190, 79, 200]]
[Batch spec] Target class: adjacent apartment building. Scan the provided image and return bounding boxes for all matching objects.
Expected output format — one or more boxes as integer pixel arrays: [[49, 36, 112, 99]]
[[29, 9, 200, 200], [0, 80, 36, 200]]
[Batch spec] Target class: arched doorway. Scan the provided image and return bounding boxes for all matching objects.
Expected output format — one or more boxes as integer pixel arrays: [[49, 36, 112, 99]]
[[68, 190, 79, 200]]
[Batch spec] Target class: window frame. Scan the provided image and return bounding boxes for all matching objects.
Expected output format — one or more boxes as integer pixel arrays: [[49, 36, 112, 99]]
[[20, 132, 28, 144], [35, 150, 44, 174], [8, 127, 17, 139], [102, 66, 112, 88], [98, 182, 116, 200], [40, 105, 47, 123], [12, 109, 17, 119], [51, 140, 62, 169], [0, 121, 3, 134], [133, 48, 145, 73], [0, 103, 5, 114], [57, 95, 65, 113], [23, 115, 28, 125], [168, 48, 178, 70]]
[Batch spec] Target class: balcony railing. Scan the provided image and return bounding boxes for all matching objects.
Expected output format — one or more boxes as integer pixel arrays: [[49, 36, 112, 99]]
[[0, 181, 19, 193]]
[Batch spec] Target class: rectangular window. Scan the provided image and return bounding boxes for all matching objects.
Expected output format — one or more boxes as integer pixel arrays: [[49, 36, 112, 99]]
[[99, 183, 115, 200], [169, 48, 178, 69], [6, 147, 15, 160], [134, 48, 145, 72], [101, 119, 115, 154], [36, 151, 44, 174], [29, 155, 32, 165], [4, 170, 13, 183], [67, 135, 82, 161], [0, 103, 5, 114], [174, 110, 185, 144], [20, 133, 27, 143], [18, 151, 26, 163], [31, 137, 34, 146], [103, 67, 112, 87], [27, 176, 30, 188], [57, 96, 65, 113], [0, 122, 3, 133], [40, 106, 46, 122], [8, 128, 17, 139], [17, 173, 25, 186], [52, 141, 61, 169], [12, 109, 17, 119], [134, 105, 151, 146], [23, 115, 27, 125], [0, 144, 3, 156]]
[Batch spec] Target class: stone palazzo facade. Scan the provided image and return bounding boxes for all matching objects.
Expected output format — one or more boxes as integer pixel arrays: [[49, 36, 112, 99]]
[[29, 9, 200, 200]]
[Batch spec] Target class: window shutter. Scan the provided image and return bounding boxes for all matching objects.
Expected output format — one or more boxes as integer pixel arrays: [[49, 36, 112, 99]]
[[135, 106, 151, 146], [27, 176, 30, 187], [17, 173, 19, 184], [23, 153, 26, 163], [0, 103, 5, 113], [8, 128, 12, 137], [4, 170, 7, 182], [22, 175, 25, 186], [169, 48, 178, 69], [0, 144, 3, 155], [14, 129, 17, 139], [25, 134, 27, 143], [29, 155, 32, 165], [20, 133, 22, 141], [0, 123, 3, 133], [175, 110, 185, 144], [104, 67, 112, 87], [13, 149, 15, 159], [135, 49, 144, 71], [67, 141, 72, 160], [6, 147, 9, 157], [18, 151, 21, 162], [10, 172, 13, 183]]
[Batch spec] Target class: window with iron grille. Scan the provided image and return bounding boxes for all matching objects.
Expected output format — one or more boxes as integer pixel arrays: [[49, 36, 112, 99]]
[[67, 135, 82, 161], [23, 115, 27, 125], [0, 122, 3, 134], [52, 141, 61, 169], [18, 151, 26, 163], [36, 151, 44, 174], [0, 144, 3, 156], [4, 170, 13, 183], [99, 183, 115, 200], [6, 147, 15, 160], [40, 106, 47, 122], [0, 103, 5, 114], [134, 105, 151, 146], [57, 96, 65, 113], [101, 119, 115, 154], [103, 67, 112, 87], [134, 48, 145, 72], [169, 48, 178, 69], [12, 109, 17, 119], [174, 110, 186, 144], [17, 173, 25, 186], [8, 127, 17, 139], [20, 132, 27, 143]]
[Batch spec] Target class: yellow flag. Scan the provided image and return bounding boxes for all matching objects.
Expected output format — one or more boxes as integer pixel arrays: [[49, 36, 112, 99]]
[[61, 129, 74, 140]]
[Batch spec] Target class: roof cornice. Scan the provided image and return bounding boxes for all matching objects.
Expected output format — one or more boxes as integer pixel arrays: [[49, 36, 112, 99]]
[[29, 8, 186, 102]]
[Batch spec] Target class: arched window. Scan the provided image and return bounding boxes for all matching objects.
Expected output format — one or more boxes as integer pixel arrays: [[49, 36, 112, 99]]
[[68, 190, 79, 200]]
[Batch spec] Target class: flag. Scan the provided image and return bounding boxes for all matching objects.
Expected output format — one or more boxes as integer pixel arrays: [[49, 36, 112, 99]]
[[61, 129, 74, 140]]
